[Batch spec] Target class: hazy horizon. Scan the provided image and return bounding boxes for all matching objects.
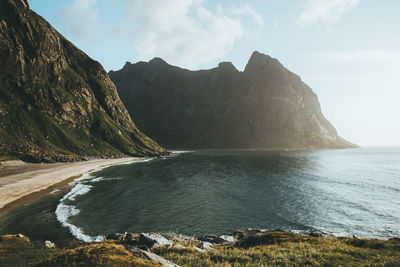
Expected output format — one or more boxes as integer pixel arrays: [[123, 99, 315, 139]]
[[29, 0, 400, 147]]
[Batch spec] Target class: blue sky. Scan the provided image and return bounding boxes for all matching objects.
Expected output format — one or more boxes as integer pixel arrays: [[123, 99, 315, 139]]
[[29, 0, 400, 147]]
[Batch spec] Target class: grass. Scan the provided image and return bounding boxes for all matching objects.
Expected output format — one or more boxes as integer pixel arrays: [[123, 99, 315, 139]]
[[0, 235, 157, 267], [1, 232, 400, 266], [153, 233, 400, 267], [38, 243, 158, 267], [0, 235, 59, 266]]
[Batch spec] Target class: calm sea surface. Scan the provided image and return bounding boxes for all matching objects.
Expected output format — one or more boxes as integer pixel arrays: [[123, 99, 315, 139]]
[[1, 148, 399, 243]]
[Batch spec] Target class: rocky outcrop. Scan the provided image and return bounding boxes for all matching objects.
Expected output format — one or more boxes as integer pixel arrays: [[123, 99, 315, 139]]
[[125, 246, 180, 267], [106, 229, 324, 251], [138, 233, 173, 248], [0, 0, 167, 162], [110, 52, 356, 150]]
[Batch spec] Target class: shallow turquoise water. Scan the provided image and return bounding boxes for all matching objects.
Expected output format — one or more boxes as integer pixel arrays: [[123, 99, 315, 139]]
[[1, 148, 400, 243]]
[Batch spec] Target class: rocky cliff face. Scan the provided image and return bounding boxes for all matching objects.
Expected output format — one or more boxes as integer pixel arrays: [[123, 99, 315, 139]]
[[110, 51, 356, 150], [0, 0, 166, 162]]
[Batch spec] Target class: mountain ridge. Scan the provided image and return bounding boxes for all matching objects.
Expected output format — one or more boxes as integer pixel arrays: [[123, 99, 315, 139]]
[[110, 51, 356, 150]]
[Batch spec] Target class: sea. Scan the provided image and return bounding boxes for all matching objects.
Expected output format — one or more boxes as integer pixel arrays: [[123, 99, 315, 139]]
[[1, 148, 399, 244]]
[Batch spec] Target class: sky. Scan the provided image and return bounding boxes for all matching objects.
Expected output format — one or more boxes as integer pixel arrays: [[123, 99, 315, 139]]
[[29, 0, 400, 147]]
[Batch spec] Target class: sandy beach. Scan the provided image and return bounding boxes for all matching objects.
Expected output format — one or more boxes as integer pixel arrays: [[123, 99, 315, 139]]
[[0, 157, 140, 217]]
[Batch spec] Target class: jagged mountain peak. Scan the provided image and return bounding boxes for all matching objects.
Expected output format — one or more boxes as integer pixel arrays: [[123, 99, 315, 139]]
[[244, 51, 282, 74], [149, 57, 168, 65], [217, 62, 238, 72], [110, 52, 356, 150]]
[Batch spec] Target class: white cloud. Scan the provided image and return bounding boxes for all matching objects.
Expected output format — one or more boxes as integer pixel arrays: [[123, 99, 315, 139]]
[[55, 0, 260, 69], [231, 4, 264, 28], [122, 0, 245, 69], [58, 0, 102, 41], [297, 0, 360, 27]]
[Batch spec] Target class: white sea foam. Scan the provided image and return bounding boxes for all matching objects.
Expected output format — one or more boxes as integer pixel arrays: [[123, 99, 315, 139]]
[[56, 202, 104, 242], [61, 183, 93, 202], [55, 182, 104, 242], [56, 157, 156, 242], [90, 176, 126, 182], [50, 189, 60, 194], [90, 176, 105, 182], [68, 172, 93, 186]]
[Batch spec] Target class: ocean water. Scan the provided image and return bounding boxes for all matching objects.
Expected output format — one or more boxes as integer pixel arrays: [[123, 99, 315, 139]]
[[1, 148, 400, 243]]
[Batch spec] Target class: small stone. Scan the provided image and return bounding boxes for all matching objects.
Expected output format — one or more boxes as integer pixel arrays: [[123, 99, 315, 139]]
[[198, 234, 236, 245], [16, 234, 29, 242], [199, 241, 214, 250], [219, 235, 237, 244], [44, 240, 55, 248]]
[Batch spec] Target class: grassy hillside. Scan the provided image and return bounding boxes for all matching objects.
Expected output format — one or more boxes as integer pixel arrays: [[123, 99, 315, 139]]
[[1, 232, 399, 266], [0, 0, 167, 162]]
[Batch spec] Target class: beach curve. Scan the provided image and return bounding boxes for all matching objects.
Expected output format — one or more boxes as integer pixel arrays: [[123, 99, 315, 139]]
[[0, 157, 140, 217]]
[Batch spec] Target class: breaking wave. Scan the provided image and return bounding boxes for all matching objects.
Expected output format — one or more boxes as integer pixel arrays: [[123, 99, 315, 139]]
[[55, 158, 156, 242]]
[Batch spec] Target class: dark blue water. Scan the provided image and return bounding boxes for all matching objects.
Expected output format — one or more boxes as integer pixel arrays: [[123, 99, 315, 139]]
[[1, 148, 399, 243]]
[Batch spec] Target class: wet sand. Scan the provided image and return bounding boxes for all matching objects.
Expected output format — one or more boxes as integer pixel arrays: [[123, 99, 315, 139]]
[[0, 158, 139, 217]]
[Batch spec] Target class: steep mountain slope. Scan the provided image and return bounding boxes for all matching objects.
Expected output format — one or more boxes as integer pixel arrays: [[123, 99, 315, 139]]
[[110, 52, 356, 150], [0, 0, 166, 162]]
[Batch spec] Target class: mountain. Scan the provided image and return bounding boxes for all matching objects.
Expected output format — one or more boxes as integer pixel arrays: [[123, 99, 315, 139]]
[[110, 52, 356, 150], [0, 0, 167, 162]]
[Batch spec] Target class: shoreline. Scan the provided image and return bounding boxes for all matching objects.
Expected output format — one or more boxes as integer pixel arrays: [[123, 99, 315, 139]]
[[0, 157, 142, 219]]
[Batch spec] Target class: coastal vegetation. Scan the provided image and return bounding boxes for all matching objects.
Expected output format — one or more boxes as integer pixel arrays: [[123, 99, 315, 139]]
[[1, 231, 399, 266]]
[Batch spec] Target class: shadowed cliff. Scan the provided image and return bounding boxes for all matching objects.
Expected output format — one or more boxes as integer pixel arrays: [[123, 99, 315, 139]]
[[110, 51, 356, 150]]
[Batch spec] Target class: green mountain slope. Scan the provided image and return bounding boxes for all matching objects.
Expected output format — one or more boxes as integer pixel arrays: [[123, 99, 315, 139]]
[[0, 0, 167, 162]]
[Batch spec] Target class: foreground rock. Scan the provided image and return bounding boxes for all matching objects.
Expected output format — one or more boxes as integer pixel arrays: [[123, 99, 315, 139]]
[[16, 233, 29, 242], [106, 229, 314, 249], [125, 246, 180, 267], [194, 241, 214, 253], [107, 232, 196, 245], [44, 240, 56, 248], [110, 52, 357, 150], [138, 233, 173, 248], [199, 234, 237, 245]]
